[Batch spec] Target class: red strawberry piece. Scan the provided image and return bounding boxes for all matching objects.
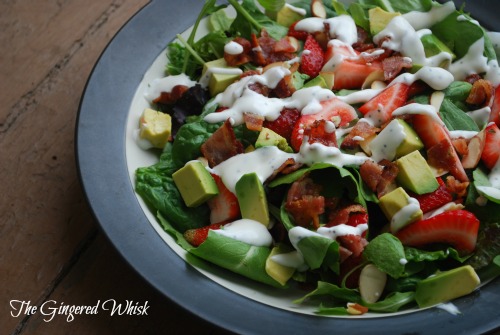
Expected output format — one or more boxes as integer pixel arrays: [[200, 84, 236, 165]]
[[303, 119, 338, 147], [183, 223, 223, 247], [299, 35, 325, 78], [288, 21, 309, 41], [263, 108, 300, 142], [338, 234, 368, 258], [358, 82, 410, 125], [489, 85, 500, 127], [347, 212, 369, 227], [333, 60, 383, 90], [207, 174, 240, 225], [290, 97, 357, 151], [411, 114, 469, 182], [481, 122, 500, 169], [411, 177, 453, 213], [395, 209, 480, 254]]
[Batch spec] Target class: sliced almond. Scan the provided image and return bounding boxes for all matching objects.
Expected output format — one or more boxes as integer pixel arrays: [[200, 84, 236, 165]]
[[359, 263, 387, 303], [430, 91, 445, 111], [285, 36, 300, 52], [346, 302, 369, 315], [311, 0, 327, 19], [462, 130, 486, 169]]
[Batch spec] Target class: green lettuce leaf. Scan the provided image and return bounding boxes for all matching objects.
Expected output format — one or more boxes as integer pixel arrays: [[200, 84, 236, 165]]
[[294, 281, 361, 304], [439, 98, 479, 131], [363, 233, 406, 279]]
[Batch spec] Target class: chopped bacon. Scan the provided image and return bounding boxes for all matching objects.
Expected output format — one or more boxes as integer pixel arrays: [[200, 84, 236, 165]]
[[265, 158, 303, 183], [304, 120, 338, 148], [360, 159, 399, 198], [341, 122, 379, 150], [338, 234, 368, 258], [466, 79, 494, 107], [445, 175, 469, 199], [464, 73, 482, 85], [427, 139, 467, 182], [248, 82, 270, 96], [352, 27, 374, 52], [224, 37, 253, 67], [251, 30, 297, 67], [152, 85, 189, 104], [274, 37, 297, 53], [383, 56, 412, 81], [200, 119, 244, 167], [243, 113, 264, 131], [286, 176, 325, 229], [326, 203, 367, 227]]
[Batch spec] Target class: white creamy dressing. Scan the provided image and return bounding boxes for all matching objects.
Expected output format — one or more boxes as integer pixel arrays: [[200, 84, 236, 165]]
[[392, 103, 444, 125], [295, 15, 358, 45], [144, 73, 196, 103], [374, 16, 452, 68], [284, 3, 307, 16], [391, 197, 421, 232], [391, 66, 455, 91], [224, 41, 244, 55], [211, 219, 273, 247], [368, 119, 406, 162], [436, 302, 461, 315], [448, 130, 479, 140], [476, 150, 500, 200], [316, 223, 368, 240], [423, 202, 464, 220], [402, 1, 456, 30], [466, 106, 491, 129]]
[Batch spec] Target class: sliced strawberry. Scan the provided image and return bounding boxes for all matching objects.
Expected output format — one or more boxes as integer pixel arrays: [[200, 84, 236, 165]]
[[395, 209, 480, 254], [411, 177, 453, 213], [262, 108, 300, 143], [184, 223, 223, 247], [290, 97, 358, 151], [288, 21, 309, 41], [207, 174, 240, 225], [333, 60, 383, 90], [347, 212, 369, 227], [481, 122, 500, 169], [489, 85, 500, 127], [358, 82, 410, 125], [303, 119, 338, 147], [411, 113, 469, 182], [299, 35, 325, 78]]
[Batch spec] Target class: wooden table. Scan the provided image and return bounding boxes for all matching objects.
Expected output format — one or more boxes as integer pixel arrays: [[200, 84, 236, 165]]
[[1, 1, 231, 333]]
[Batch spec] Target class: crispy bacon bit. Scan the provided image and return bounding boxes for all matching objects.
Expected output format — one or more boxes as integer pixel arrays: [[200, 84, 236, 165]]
[[326, 203, 367, 227], [248, 82, 270, 96], [360, 159, 399, 198], [152, 85, 189, 104], [352, 27, 374, 52], [338, 234, 368, 258], [464, 73, 482, 85], [304, 120, 338, 147], [266, 158, 303, 183], [427, 139, 465, 181], [341, 122, 379, 150], [243, 113, 264, 131], [200, 119, 244, 167], [251, 30, 297, 67], [224, 37, 252, 66], [285, 176, 325, 229], [445, 175, 469, 198], [383, 56, 412, 81], [466, 79, 494, 107]]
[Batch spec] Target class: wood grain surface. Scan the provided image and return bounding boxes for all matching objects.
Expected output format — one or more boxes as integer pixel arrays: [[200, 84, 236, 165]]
[[0, 1, 231, 334]]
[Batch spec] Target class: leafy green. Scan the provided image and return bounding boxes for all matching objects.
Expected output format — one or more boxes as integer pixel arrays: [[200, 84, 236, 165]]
[[466, 223, 500, 270], [363, 291, 415, 312], [465, 170, 500, 223], [297, 235, 340, 272], [405, 246, 470, 263], [190, 231, 283, 287], [439, 98, 480, 131], [294, 281, 361, 304], [348, 3, 370, 32], [289, 0, 337, 18], [209, 8, 234, 31], [363, 233, 406, 279], [443, 81, 472, 102], [257, 0, 285, 12]]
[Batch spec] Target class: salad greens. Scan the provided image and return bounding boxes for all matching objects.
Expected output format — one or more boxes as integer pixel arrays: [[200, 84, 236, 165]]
[[135, 0, 500, 316]]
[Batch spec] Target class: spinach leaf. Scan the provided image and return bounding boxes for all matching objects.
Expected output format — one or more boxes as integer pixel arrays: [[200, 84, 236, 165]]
[[289, 0, 337, 18], [348, 3, 370, 32], [444, 81, 472, 102], [465, 170, 500, 223], [297, 235, 340, 272], [190, 231, 283, 287], [405, 246, 469, 263], [209, 8, 234, 31], [294, 281, 361, 304], [135, 145, 210, 232], [363, 233, 406, 279], [439, 98, 479, 131], [363, 291, 416, 312], [466, 223, 500, 271]]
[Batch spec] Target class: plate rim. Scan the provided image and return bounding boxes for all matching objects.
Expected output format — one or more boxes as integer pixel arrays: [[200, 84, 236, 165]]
[[76, 0, 500, 334]]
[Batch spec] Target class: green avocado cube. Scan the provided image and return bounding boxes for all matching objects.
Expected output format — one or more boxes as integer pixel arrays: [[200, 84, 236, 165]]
[[202, 58, 241, 96], [379, 187, 422, 233], [396, 150, 439, 195], [369, 7, 401, 36], [235, 173, 270, 227], [172, 161, 219, 207], [415, 265, 480, 308], [255, 127, 293, 152], [275, 4, 305, 27], [395, 119, 424, 158]]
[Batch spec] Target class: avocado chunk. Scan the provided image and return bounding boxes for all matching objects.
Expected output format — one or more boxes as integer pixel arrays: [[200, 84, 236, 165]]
[[202, 58, 241, 96], [415, 265, 480, 308], [139, 108, 172, 149], [235, 173, 270, 226], [369, 7, 401, 36], [265, 245, 295, 286], [395, 119, 424, 157], [304, 75, 328, 89], [172, 161, 219, 207], [396, 150, 439, 195], [275, 4, 305, 27], [379, 187, 423, 233], [255, 127, 293, 152]]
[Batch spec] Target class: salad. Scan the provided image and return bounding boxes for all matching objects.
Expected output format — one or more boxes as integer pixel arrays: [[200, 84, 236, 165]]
[[134, 0, 500, 316]]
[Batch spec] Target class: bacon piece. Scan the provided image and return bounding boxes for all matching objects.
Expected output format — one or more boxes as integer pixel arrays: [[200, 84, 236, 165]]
[[383, 55, 412, 81], [338, 234, 368, 258], [341, 122, 379, 150], [243, 113, 264, 131], [265, 158, 303, 183], [251, 30, 297, 67], [445, 175, 469, 198], [466, 79, 494, 107], [200, 119, 244, 167], [360, 159, 399, 198], [286, 176, 325, 229], [326, 203, 366, 227], [464, 73, 482, 85], [152, 85, 189, 104], [224, 37, 253, 66], [427, 139, 467, 182], [352, 27, 374, 52]]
